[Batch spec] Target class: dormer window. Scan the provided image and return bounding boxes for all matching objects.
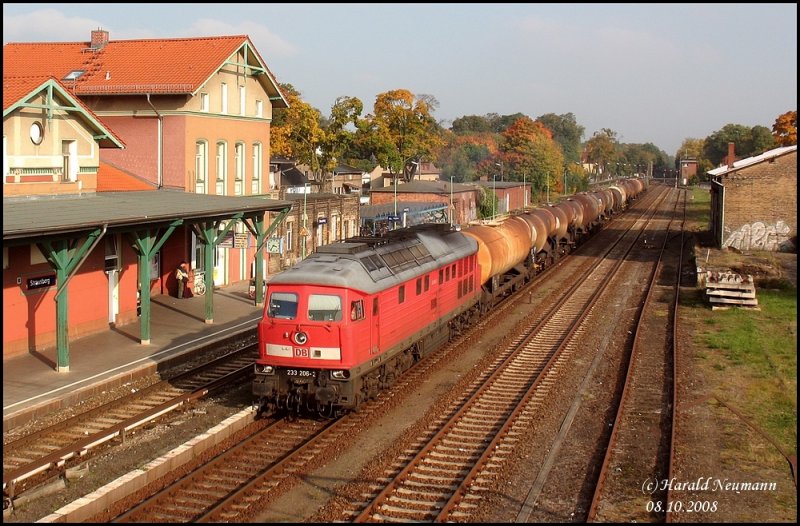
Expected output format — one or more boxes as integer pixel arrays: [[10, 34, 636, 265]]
[[64, 70, 85, 81]]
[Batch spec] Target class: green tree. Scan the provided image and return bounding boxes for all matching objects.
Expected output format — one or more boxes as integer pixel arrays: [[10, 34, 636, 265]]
[[321, 96, 364, 171], [475, 184, 498, 219], [703, 123, 777, 166], [536, 112, 585, 165], [585, 128, 620, 177], [366, 89, 445, 181], [451, 115, 492, 134]]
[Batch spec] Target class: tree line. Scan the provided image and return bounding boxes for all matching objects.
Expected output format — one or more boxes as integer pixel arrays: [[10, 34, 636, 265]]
[[271, 84, 797, 193]]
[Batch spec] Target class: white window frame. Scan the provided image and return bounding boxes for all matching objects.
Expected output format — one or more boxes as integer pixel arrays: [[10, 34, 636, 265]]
[[286, 221, 294, 252], [195, 140, 207, 193], [252, 142, 262, 194], [234, 142, 245, 195], [216, 141, 227, 195], [220, 82, 228, 114], [239, 85, 246, 116], [200, 93, 209, 112], [255, 100, 263, 118]]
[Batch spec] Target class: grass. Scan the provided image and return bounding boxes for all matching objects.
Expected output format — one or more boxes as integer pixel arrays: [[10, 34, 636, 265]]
[[681, 184, 797, 457], [705, 288, 797, 451]]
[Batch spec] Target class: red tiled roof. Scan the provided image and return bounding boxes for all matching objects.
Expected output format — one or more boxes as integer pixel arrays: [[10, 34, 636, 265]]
[[3, 75, 125, 148], [97, 162, 156, 192], [3, 34, 284, 100], [2, 75, 49, 111]]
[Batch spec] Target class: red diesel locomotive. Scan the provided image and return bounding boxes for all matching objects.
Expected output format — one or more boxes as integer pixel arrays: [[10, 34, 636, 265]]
[[253, 179, 646, 416]]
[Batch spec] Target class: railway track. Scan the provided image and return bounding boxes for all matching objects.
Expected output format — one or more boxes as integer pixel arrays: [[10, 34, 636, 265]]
[[587, 187, 687, 522], [91, 195, 658, 522], [3, 344, 257, 504], [58, 187, 667, 523], [337, 186, 674, 522]]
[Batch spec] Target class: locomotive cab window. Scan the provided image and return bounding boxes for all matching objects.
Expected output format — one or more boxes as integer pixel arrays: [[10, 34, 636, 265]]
[[267, 292, 298, 319], [308, 294, 342, 321], [350, 300, 365, 321]]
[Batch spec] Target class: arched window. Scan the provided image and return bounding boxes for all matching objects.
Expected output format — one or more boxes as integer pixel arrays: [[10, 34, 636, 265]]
[[252, 142, 263, 194], [216, 141, 227, 195], [234, 142, 245, 195], [195, 140, 208, 193]]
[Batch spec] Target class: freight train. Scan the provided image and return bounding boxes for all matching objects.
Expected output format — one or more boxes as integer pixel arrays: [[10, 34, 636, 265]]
[[253, 179, 646, 416]]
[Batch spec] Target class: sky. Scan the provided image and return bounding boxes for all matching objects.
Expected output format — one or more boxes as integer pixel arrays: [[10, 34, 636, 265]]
[[3, 3, 797, 156]]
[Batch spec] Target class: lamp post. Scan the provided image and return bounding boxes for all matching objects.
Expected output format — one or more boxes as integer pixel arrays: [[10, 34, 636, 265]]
[[493, 161, 503, 219], [546, 174, 549, 204], [449, 176, 454, 226], [393, 173, 398, 230], [301, 182, 310, 260], [523, 172, 527, 208], [492, 175, 497, 219]]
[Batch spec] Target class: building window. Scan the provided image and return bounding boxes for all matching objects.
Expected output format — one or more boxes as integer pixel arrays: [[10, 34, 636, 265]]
[[200, 93, 209, 112], [330, 215, 339, 242], [239, 85, 246, 116], [220, 82, 228, 114], [195, 141, 207, 193], [235, 142, 245, 195], [63, 70, 84, 81], [30, 122, 44, 145], [285, 221, 294, 252], [216, 141, 227, 195], [256, 100, 263, 118], [398, 285, 405, 304], [252, 143, 262, 194]]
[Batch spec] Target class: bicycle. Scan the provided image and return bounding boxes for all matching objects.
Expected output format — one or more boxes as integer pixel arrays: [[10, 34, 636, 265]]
[[192, 270, 206, 296]]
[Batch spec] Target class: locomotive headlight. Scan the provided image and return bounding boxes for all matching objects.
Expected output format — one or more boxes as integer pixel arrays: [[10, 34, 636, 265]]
[[331, 370, 350, 380], [255, 364, 274, 374], [293, 331, 308, 345]]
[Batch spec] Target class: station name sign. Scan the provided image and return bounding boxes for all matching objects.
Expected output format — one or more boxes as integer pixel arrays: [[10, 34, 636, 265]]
[[27, 274, 56, 290]]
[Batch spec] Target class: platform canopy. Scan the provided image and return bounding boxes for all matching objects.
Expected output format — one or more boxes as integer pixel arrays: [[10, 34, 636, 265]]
[[3, 190, 292, 243]]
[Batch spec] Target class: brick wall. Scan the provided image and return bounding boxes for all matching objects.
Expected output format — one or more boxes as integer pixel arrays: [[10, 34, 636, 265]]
[[721, 150, 797, 251]]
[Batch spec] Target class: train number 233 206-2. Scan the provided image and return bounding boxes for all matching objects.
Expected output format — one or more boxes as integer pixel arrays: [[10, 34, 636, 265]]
[[286, 368, 316, 377]]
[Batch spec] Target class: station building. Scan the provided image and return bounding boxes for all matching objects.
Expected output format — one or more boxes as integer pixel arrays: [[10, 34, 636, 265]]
[[3, 31, 293, 370], [708, 143, 797, 252]]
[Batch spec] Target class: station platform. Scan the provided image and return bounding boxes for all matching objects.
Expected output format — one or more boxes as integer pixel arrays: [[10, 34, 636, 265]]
[[3, 280, 265, 433]]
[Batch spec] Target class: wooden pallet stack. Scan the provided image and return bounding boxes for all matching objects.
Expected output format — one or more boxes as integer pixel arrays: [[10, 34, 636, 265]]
[[703, 271, 759, 310]]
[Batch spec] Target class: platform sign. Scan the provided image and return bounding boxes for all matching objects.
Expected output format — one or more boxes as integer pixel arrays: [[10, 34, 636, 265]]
[[233, 233, 249, 249], [388, 215, 400, 222], [26, 274, 56, 291]]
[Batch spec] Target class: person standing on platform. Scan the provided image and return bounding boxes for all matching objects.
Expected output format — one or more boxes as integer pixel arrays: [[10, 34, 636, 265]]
[[176, 261, 189, 299]]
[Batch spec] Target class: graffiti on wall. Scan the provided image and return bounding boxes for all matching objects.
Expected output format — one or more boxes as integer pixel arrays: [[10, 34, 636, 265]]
[[723, 220, 794, 251]]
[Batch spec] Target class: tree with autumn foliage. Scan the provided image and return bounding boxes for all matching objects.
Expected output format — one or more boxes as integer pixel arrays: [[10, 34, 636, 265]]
[[495, 116, 564, 203], [584, 128, 620, 178], [437, 132, 498, 183], [271, 83, 326, 177], [772, 110, 797, 146], [359, 89, 445, 182]]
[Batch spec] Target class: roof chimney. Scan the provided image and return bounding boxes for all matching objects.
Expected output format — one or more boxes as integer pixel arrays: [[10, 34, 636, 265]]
[[91, 28, 109, 50], [727, 142, 736, 169]]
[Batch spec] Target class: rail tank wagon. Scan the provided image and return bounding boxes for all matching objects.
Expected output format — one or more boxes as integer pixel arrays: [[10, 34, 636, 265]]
[[253, 179, 649, 415]]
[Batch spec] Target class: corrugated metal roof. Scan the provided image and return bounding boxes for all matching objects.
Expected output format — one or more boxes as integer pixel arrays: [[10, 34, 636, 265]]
[[708, 145, 797, 176], [370, 180, 473, 194], [3, 190, 292, 241]]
